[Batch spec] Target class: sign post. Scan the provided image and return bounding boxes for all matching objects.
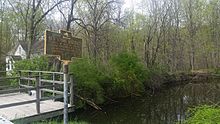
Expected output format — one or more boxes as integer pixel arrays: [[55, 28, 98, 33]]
[[63, 61, 69, 124], [44, 30, 82, 124]]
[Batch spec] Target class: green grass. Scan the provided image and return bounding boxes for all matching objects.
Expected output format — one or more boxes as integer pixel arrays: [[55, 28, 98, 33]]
[[183, 105, 220, 124]]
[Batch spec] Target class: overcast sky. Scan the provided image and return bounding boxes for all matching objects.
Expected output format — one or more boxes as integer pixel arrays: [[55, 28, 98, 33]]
[[123, 0, 144, 14], [123, 0, 142, 10]]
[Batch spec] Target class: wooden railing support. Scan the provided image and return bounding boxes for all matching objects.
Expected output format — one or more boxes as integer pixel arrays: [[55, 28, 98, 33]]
[[36, 76, 40, 114], [70, 75, 74, 106]]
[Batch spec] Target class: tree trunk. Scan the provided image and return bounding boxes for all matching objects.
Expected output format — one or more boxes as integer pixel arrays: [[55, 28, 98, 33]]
[[27, 0, 36, 59], [66, 0, 75, 31]]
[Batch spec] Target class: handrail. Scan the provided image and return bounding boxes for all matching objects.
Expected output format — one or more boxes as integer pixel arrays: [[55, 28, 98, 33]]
[[0, 77, 20, 80], [19, 70, 64, 75], [0, 85, 17, 89], [20, 77, 36, 81], [41, 79, 64, 84], [0, 84, 60, 94]]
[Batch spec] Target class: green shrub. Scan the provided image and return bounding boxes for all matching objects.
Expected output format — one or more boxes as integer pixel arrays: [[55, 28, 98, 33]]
[[184, 105, 220, 124], [214, 68, 220, 74], [14, 56, 49, 71], [110, 52, 146, 96], [8, 56, 49, 86], [144, 64, 168, 89], [69, 59, 105, 105]]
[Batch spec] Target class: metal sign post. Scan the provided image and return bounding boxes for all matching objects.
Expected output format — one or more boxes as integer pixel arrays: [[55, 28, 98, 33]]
[[63, 61, 69, 124]]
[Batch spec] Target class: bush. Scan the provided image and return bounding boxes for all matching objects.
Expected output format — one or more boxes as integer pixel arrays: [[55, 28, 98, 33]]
[[14, 56, 49, 71], [110, 52, 146, 96], [69, 59, 105, 105], [8, 56, 49, 86], [214, 68, 220, 74], [144, 64, 168, 90], [184, 105, 220, 124]]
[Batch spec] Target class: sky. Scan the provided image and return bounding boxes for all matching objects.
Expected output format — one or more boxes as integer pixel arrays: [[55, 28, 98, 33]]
[[123, 0, 135, 10], [123, 0, 144, 14], [123, 0, 142, 11]]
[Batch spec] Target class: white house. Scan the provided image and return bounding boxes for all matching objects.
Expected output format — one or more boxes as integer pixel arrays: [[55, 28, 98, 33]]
[[14, 43, 27, 59], [6, 41, 28, 71], [5, 55, 22, 71], [6, 40, 44, 71]]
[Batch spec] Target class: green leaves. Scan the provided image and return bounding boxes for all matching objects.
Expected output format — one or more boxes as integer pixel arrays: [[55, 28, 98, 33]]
[[14, 56, 49, 71], [110, 52, 146, 95], [69, 59, 105, 104], [184, 105, 220, 124]]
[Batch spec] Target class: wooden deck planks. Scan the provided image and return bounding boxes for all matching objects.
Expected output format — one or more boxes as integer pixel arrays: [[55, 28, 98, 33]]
[[0, 93, 35, 105], [0, 93, 65, 121]]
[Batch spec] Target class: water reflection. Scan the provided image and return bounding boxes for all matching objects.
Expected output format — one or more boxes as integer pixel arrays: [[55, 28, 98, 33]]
[[77, 80, 220, 124]]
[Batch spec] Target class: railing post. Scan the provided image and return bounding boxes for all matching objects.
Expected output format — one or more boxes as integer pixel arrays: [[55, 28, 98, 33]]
[[18, 71, 21, 91], [63, 64, 68, 124], [52, 73, 55, 101], [70, 75, 74, 106], [28, 72, 31, 86], [39, 72, 42, 99], [36, 76, 40, 114]]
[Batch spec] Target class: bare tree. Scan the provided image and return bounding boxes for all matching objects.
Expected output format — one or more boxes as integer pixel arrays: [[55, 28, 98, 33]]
[[75, 0, 117, 62]]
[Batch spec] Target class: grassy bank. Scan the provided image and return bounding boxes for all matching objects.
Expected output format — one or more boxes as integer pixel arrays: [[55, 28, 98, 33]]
[[183, 105, 220, 124]]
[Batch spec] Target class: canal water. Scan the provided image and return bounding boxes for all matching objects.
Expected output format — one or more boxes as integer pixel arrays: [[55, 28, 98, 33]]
[[76, 79, 220, 124]]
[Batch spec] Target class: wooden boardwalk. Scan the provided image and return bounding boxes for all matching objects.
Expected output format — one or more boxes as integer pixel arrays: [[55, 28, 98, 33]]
[[0, 70, 75, 123], [0, 92, 68, 121]]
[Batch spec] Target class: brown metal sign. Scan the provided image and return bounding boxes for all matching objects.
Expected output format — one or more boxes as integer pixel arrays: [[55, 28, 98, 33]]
[[44, 30, 82, 60]]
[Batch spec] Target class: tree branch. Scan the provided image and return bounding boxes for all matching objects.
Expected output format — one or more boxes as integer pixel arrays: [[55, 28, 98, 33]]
[[34, 0, 69, 28], [56, 4, 68, 23], [35, 0, 42, 12]]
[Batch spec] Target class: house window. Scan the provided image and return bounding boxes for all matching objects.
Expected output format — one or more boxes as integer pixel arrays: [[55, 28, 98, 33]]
[[7, 59, 10, 70], [11, 63, 13, 70], [19, 47, 22, 54]]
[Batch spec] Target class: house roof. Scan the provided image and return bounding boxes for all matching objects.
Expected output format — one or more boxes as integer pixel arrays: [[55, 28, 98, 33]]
[[7, 39, 44, 56], [7, 41, 28, 55], [7, 45, 17, 55], [19, 41, 28, 52]]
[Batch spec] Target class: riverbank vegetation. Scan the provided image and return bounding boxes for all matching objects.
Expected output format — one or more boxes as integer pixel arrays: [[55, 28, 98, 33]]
[[183, 105, 220, 124], [14, 52, 167, 107]]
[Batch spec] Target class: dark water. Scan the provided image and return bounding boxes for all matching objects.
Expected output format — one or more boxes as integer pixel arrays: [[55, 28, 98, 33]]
[[76, 80, 220, 124]]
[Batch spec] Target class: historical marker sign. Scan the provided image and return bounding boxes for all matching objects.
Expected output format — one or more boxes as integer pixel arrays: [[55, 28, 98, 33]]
[[44, 30, 82, 60]]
